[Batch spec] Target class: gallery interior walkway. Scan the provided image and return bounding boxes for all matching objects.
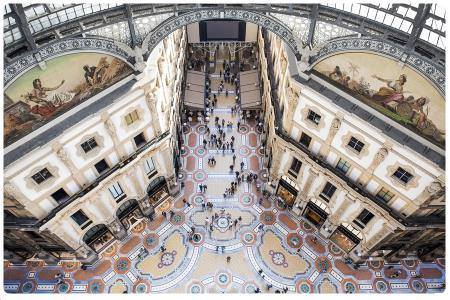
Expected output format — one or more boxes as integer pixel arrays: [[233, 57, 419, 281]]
[[3, 47, 445, 293]]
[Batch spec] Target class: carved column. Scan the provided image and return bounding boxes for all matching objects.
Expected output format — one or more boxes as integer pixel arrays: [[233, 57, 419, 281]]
[[358, 145, 390, 186], [52, 142, 87, 187], [284, 85, 299, 132], [101, 112, 127, 159], [318, 117, 341, 158], [363, 223, 392, 253], [126, 166, 145, 198], [328, 194, 355, 227], [299, 166, 320, 202], [143, 84, 162, 136]]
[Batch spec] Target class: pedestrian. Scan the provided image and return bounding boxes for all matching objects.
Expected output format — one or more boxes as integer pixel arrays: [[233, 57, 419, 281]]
[[226, 256, 231, 263], [240, 161, 244, 171], [233, 154, 236, 163]]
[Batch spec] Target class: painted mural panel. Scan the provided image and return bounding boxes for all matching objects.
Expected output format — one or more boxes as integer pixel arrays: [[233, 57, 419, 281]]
[[4, 52, 133, 147], [313, 52, 445, 148]]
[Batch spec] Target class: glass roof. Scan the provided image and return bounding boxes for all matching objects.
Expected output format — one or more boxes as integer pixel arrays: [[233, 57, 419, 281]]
[[3, 3, 446, 55]]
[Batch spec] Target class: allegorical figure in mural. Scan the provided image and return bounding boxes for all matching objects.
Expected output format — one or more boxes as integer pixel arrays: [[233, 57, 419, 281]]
[[83, 57, 110, 86], [371, 74, 407, 105], [22, 78, 74, 118]]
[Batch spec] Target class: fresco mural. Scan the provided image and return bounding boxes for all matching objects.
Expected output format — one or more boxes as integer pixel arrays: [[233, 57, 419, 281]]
[[313, 52, 445, 147], [4, 52, 133, 147]]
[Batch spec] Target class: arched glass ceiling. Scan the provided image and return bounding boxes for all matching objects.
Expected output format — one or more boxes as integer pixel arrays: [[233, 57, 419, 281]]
[[324, 3, 445, 49], [3, 3, 446, 58]]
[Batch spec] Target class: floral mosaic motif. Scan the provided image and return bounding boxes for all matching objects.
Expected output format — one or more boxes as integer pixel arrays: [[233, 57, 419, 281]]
[[411, 279, 425, 293], [190, 284, 202, 293], [115, 258, 130, 274], [289, 235, 301, 247], [145, 235, 157, 247], [157, 250, 177, 268], [375, 280, 388, 293], [192, 233, 202, 243], [239, 146, 250, 156], [90, 282, 102, 294], [22, 281, 34, 293], [194, 171, 206, 181], [171, 214, 183, 224], [299, 283, 311, 293], [217, 273, 229, 285], [345, 282, 356, 293], [245, 284, 257, 293], [269, 250, 288, 268], [244, 232, 255, 243], [193, 195, 204, 205], [58, 282, 69, 293], [238, 125, 249, 134], [135, 283, 147, 293]]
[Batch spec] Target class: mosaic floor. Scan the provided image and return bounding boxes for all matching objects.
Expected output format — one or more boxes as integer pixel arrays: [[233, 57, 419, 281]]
[[3, 60, 446, 294]]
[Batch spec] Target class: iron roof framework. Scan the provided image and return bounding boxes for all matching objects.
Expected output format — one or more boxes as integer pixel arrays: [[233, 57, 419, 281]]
[[3, 3, 445, 66]]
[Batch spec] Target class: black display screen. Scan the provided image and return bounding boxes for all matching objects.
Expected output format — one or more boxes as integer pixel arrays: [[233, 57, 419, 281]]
[[199, 20, 246, 41]]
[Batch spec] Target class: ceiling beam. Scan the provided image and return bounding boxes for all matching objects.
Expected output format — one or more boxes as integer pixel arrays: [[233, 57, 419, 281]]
[[405, 4, 432, 51], [9, 4, 38, 51], [306, 4, 318, 47], [125, 4, 139, 48]]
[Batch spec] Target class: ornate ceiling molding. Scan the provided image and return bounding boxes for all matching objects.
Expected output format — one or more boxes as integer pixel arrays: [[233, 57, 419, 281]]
[[143, 8, 301, 60], [4, 37, 135, 87], [309, 37, 445, 95]]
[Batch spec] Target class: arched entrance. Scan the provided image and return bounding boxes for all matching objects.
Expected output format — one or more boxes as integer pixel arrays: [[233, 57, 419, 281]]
[[82, 224, 115, 253], [116, 199, 144, 230], [146, 176, 170, 208], [143, 8, 301, 60]]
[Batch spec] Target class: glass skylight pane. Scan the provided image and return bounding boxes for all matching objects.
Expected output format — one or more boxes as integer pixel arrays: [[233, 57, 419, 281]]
[[359, 6, 369, 17], [428, 31, 439, 44], [400, 20, 412, 33], [406, 9, 416, 19], [351, 4, 361, 14], [420, 28, 430, 40], [397, 6, 407, 16], [392, 16, 402, 28], [375, 11, 386, 23], [434, 5, 446, 18], [40, 17, 51, 28], [367, 8, 377, 20]]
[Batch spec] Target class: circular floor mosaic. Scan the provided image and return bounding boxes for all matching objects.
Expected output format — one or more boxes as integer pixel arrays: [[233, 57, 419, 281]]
[[374, 280, 389, 293], [193, 195, 204, 205], [58, 282, 70, 293], [298, 282, 311, 293], [217, 273, 230, 286], [189, 283, 203, 293], [171, 213, 185, 225], [135, 282, 148, 293], [238, 125, 249, 134], [21, 281, 34, 293], [158, 251, 177, 268], [144, 233, 159, 249], [240, 194, 253, 206], [243, 232, 256, 244], [286, 233, 302, 248], [191, 233, 203, 244], [196, 125, 206, 134], [216, 216, 230, 229], [115, 257, 131, 274], [344, 282, 356, 293], [239, 146, 250, 156], [193, 170, 207, 181], [269, 250, 288, 268], [410, 279, 426, 293]]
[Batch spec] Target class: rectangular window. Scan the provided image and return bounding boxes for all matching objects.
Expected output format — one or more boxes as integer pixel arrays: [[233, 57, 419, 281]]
[[51, 188, 69, 203], [299, 132, 312, 148], [125, 110, 139, 126], [31, 168, 53, 184], [320, 182, 337, 202], [376, 187, 395, 202], [347, 137, 365, 153], [336, 158, 351, 174], [94, 159, 109, 174], [134, 132, 146, 147], [353, 209, 374, 228], [392, 167, 413, 184], [80, 137, 98, 153], [71, 210, 90, 226], [108, 182, 124, 199], [288, 157, 302, 178], [144, 157, 156, 176], [307, 110, 321, 125]]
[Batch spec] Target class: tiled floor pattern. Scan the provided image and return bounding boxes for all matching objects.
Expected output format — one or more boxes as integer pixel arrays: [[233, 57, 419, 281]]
[[3, 63, 446, 294]]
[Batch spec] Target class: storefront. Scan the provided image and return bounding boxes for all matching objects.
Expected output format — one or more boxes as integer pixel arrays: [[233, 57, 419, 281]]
[[83, 224, 115, 253], [146, 176, 170, 208], [116, 199, 143, 230], [329, 223, 363, 253], [303, 199, 330, 227], [276, 175, 299, 207]]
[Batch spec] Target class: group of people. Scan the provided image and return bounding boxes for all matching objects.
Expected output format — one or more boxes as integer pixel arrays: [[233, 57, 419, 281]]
[[207, 155, 217, 166], [198, 184, 208, 193]]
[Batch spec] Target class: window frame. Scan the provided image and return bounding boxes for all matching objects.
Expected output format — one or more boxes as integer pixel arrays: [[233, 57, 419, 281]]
[[307, 109, 321, 125], [71, 209, 91, 227], [108, 182, 124, 199], [336, 158, 351, 174], [376, 187, 395, 203], [80, 137, 98, 153], [392, 167, 413, 184], [31, 168, 53, 184], [347, 136, 365, 153], [125, 110, 139, 126], [320, 182, 337, 202]]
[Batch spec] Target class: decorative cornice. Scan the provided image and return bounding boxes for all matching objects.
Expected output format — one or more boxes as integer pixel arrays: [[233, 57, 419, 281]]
[[4, 37, 135, 87], [309, 37, 445, 95]]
